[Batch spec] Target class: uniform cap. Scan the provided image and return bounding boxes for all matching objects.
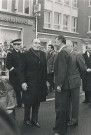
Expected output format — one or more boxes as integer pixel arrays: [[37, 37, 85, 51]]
[[10, 39, 21, 45]]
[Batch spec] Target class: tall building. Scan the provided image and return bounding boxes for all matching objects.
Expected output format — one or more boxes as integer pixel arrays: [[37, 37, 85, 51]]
[[0, 0, 35, 49], [35, 0, 91, 52]]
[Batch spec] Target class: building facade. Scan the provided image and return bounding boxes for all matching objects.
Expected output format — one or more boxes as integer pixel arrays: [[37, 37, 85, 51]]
[[35, 0, 91, 52], [0, 0, 35, 49]]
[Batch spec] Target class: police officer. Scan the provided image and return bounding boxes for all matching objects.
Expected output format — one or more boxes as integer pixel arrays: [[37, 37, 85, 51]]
[[6, 39, 22, 107]]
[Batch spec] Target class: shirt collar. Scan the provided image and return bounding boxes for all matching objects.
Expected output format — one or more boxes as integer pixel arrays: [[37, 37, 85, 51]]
[[87, 51, 90, 57], [59, 45, 66, 52]]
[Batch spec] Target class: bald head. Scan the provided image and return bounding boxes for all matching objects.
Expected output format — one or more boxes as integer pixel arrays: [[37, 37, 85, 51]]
[[32, 38, 41, 50], [33, 38, 40, 44]]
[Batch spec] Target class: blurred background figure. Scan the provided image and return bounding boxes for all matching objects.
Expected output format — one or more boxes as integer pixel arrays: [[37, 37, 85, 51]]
[[82, 44, 91, 105], [22, 46, 27, 53], [73, 42, 78, 52], [0, 107, 20, 135], [46, 44, 55, 93]]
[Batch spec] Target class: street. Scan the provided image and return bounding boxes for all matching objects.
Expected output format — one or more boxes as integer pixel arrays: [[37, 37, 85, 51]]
[[14, 92, 91, 135]]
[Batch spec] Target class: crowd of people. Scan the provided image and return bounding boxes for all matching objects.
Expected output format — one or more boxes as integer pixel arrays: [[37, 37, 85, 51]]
[[1, 34, 91, 135]]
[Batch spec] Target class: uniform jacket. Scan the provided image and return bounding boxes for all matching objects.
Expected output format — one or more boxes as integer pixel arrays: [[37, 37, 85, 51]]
[[82, 51, 91, 91], [6, 49, 22, 92], [19, 48, 47, 104], [54, 46, 86, 91]]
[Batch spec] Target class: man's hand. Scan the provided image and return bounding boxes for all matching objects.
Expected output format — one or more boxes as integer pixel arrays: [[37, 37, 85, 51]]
[[87, 68, 91, 72], [21, 83, 28, 91], [57, 86, 61, 92]]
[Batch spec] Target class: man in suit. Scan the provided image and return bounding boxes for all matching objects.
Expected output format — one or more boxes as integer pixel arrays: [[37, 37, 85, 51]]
[[82, 44, 91, 105], [54, 36, 86, 135], [66, 40, 87, 126], [46, 44, 55, 92], [6, 39, 22, 108], [19, 38, 47, 127], [54, 35, 70, 135]]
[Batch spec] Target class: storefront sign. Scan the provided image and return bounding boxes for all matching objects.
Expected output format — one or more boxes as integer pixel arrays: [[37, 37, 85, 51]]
[[0, 14, 33, 26]]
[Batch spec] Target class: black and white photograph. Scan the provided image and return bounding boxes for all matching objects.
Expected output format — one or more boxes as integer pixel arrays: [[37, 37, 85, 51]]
[[0, 0, 91, 135]]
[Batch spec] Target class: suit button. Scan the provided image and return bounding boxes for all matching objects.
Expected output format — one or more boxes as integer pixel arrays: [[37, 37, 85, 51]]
[[39, 61, 40, 63]]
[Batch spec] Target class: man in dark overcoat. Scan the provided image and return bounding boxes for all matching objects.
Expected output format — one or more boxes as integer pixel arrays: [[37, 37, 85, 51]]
[[82, 44, 91, 105], [6, 39, 22, 107], [19, 38, 47, 127]]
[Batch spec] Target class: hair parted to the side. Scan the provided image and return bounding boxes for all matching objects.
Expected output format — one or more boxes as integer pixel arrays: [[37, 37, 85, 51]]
[[56, 35, 66, 44]]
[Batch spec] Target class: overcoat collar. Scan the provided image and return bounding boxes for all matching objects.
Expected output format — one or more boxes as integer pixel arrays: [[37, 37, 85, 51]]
[[12, 49, 21, 57], [29, 48, 40, 59]]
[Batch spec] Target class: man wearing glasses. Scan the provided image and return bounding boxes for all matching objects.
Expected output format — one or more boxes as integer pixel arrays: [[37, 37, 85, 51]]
[[6, 39, 23, 108]]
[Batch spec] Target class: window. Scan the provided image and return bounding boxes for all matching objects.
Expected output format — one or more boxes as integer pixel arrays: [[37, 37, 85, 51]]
[[71, 17, 77, 32], [46, 0, 53, 1], [24, 0, 29, 14], [54, 12, 61, 30], [89, 18, 91, 32], [17, 0, 30, 15], [18, 0, 23, 13], [2, 0, 7, 10], [63, 15, 69, 31], [55, 0, 61, 3], [89, 0, 91, 6], [0, 0, 33, 16], [0, 0, 15, 11], [64, 0, 70, 6], [44, 11, 52, 28], [72, 0, 77, 8]]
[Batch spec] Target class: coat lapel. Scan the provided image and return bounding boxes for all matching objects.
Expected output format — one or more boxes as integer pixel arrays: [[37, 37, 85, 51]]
[[30, 48, 40, 59], [12, 49, 21, 59]]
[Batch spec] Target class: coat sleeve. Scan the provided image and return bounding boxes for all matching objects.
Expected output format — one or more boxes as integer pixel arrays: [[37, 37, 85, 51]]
[[57, 50, 69, 88], [76, 53, 87, 78], [6, 52, 13, 70], [19, 53, 27, 84], [6, 52, 17, 74]]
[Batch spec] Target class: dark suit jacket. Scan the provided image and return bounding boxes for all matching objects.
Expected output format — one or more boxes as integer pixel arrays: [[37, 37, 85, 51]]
[[54, 46, 71, 90], [82, 51, 91, 91], [19, 48, 47, 104], [54, 46, 86, 91], [6, 49, 22, 92]]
